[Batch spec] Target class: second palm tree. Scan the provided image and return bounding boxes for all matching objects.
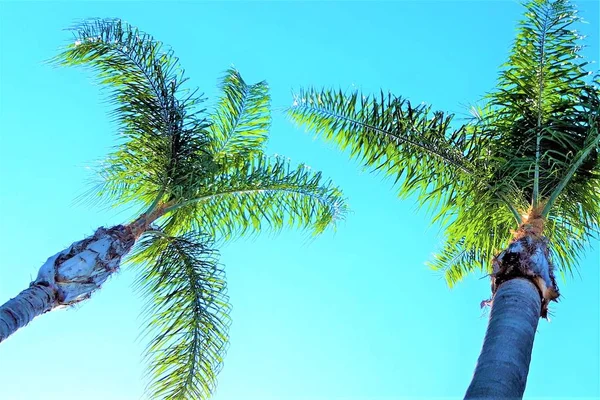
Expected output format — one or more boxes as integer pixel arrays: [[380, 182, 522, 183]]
[[288, 0, 599, 398]]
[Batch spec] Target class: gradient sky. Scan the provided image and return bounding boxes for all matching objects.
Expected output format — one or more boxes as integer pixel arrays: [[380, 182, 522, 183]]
[[0, 1, 598, 399]]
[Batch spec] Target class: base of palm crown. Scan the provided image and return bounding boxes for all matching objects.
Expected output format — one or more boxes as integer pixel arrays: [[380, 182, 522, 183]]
[[486, 212, 560, 319], [31, 204, 164, 308], [34, 225, 135, 306]]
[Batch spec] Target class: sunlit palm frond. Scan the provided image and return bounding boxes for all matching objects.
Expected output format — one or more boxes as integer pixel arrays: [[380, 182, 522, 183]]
[[131, 231, 231, 400], [488, 0, 598, 205], [543, 78, 600, 213], [161, 155, 347, 240], [53, 18, 214, 209], [427, 184, 527, 286], [208, 68, 270, 161], [289, 88, 475, 174], [427, 238, 483, 288], [544, 175, 600, 275], [484, 0, 600, 277], [288, 88, 522, 222]]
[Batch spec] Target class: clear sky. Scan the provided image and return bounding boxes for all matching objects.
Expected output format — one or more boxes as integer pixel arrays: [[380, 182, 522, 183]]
[[0, 1, 598, 399]]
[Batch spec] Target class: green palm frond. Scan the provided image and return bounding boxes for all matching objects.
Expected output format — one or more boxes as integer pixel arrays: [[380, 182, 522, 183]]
[[208, 68, 270, 161], [427, 238, 482, 287], [428, 185, 527, 287], [489, 0, 597, 206], [545, 175, 600, 275], [288, 88, 521, 222], [289, 89, 473, 174], [543, 77, 600, 216], [161, 155, 347, 240], [131, 231, 231, 400], [53, 19, 214, 210]]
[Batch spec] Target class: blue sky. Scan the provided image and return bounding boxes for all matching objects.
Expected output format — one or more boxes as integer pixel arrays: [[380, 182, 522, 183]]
[[0, 1, 598, 399]]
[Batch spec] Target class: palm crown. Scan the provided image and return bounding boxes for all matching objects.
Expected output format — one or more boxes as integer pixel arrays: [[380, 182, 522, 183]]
[[288, 0, 599, 287], [54, 19, 346, 399]]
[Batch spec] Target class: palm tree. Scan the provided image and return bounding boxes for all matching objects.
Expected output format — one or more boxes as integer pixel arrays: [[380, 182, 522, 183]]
[[0, 19, 346, 399], [288, 0, 599, 398]]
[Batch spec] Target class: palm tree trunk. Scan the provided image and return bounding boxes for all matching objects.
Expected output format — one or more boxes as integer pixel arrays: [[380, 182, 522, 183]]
[[464, 278, 541, 399], [0, 283, 57, 342], [464, 217, 560, 400], [0, 204, 168, 344], [0, 225, 135, 344]]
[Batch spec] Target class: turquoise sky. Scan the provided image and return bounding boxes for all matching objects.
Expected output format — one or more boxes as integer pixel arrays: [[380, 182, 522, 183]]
[[0, 1, 598, 399]]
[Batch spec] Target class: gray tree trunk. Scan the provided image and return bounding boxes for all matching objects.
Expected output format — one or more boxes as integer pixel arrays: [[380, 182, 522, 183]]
[[464, 278, 541, 400], [0, 225, 135, 343], [0, 284, 57, 342]]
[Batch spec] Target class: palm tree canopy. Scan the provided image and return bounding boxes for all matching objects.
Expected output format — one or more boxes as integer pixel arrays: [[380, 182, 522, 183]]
[[53, 18, 347, 399], [288, 0, 599, 287]]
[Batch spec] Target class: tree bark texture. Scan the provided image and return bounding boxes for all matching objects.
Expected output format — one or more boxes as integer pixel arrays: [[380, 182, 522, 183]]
[[0, 225, 135, 343], [0, 284, 56, 342], [465, 221, 560, 400], [464, 278, 541, 400]]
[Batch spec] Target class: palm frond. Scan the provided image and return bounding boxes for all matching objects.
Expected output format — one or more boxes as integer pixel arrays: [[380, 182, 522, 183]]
[[53, 19, 214, 210], [289, 89, 473, 172], [542, 75, 600, 215], [131, 231, 231, 400], [427, 186, 526, 285], [208, 68, 270, 161], [288, 88, 521, 222], [488, 0, 598, 204], [427, 238, 484, 288], [161, 155, 347, 240], [543, 175, 600, 276]]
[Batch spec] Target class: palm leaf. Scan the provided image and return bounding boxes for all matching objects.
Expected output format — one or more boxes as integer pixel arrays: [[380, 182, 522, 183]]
[[288, 88, 521, 222], [427, 238, 482, 287], [488, 0, 598, 206], [131, 231, 231, 400], [161, 155, 347, 240], [53, 18, 214, 209], [208, 68, 270, 161]]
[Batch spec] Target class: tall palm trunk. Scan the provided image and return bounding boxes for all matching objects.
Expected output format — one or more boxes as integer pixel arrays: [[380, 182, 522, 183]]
[[464, 218, 560, 400], [464, 278, 541, 399], [0, 284, 57, 342]]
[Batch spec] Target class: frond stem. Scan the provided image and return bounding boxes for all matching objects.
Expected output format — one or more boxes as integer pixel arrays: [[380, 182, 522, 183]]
[[532, 5, 551, 208], [163, 186, 333, 215], [497, 193, 522, 226], [541, 129, 600, 217], [144, 186, 167, 215]]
